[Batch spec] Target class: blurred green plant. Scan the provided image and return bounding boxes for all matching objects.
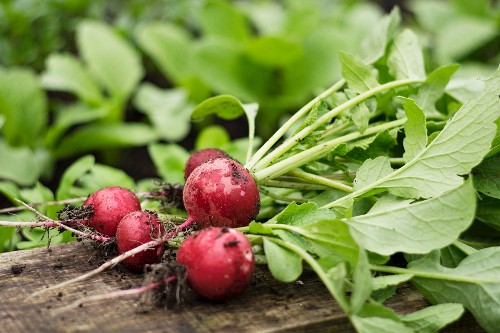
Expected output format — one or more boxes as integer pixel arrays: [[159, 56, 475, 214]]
[[136, 0, 387, 135], [0, 0, 499, 252]]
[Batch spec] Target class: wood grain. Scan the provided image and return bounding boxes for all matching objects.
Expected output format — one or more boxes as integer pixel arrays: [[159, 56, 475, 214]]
[[0, 242, 485, 333]]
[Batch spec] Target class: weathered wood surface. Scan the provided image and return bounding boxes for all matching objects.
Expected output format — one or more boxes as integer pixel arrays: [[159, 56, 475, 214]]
[[0, 242, 485, 333]]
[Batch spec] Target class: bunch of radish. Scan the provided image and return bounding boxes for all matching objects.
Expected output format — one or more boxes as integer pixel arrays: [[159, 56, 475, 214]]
[[7, 148, 260, 304]]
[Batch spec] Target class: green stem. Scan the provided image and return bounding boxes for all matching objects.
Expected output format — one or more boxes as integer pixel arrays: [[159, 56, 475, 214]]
[[269, 237, 350, 312], [245, 79, 346, 169], [260, 179, 329, 191], [245, 104, 258, 164], [288, 169, 353, 193], [389, 157, 406, 166], [254, 118, 406, 182], [259, 187, 307, 204], [370, 264, 499, 284], [252, 78, 421, 173], [452, 240, 477, 255], [320, 121, 354, 140]]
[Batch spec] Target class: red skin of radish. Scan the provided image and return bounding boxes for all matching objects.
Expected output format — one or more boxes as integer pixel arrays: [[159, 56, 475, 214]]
[[116, 210, 165, 272], [83, 186, 141, 237], [184, 148, 231, 181], [183, 158, 260, 228], [176, 227, 255, 301]]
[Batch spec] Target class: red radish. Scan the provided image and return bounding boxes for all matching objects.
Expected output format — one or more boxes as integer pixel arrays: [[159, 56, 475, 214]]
[[183, 158, 260, 228], [116, 210, 165, 272], [184, 148, 231, 180], [83, 186, 141, 237], [176, 227, 255, 301]]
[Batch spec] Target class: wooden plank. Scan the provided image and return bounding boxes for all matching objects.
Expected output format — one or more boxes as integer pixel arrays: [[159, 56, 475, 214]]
[[0, 242, 485, 332]]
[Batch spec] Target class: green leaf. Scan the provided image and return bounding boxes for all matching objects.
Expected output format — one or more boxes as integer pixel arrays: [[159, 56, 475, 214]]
[[351, 98, 375, 134], [327, 262, 349, 310], [245, 36, 302, 67], [135, 22, 192, 83], [486, 120, 500, 158], [76, 164, 135, 195], [445, 64, 493, 103], [192, 95, 247, 120], [366, 194, 413, 215], [148, 143, 189, 184], [77, 20, 143, 99], [435, 16, 497, 64], [239, 1, 285, 35], [263, 238, 303, 283], [350, 249, 372, 314], [248, 221, 274, 235], [401, 303, 464, 333], [476, 197, 500, 230], [353, 157, 393, 191], [17, 226, 72, 250], [410, 248, 500, 332], [414, 64, 460, 116], [351, 315, 413, 333], [41, 54, 103, 104], [54, 123, 158, 158], [299, 219, 360, 264], [372, 274, 414, 291], [0, 67, 48, 147], [56, 155, 95, 200], [387, 29, 426, 81], [45, 104, 108, 148], [221, 137, 262, 165], [199, 0, 249, 42], [339, 52, 379, 94], [0, 225, 16, 253], [372, 67, 499, 199], [473, 157, 500, 199], [337, 129, 399, 162], [360, 7, 401, 64], [134, 84, 191, 141], [195, 125, 231, 150], [19, 183, 57, 219], [402, 98, 427, 163], [193, 38, 265, 101], [439, 246, 468, 268], [0, 181, 21, 203], [0, 140, 40, 186], [271, 201, 337, 226], [348, 179, 476, 255]]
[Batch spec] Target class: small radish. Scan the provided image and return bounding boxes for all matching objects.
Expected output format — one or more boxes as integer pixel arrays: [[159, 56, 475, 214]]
[[184, 148, 231, 180], [176, 227, 254, 301], [183, 158, 260, 228], [83, 186, 141, 237], [116, 210, 165, 272]]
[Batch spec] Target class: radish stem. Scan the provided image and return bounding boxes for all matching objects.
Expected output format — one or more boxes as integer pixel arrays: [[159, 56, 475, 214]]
[[254, 118, 407, 182], [246, 79, 346, 169], [251, 78, 421, 173]]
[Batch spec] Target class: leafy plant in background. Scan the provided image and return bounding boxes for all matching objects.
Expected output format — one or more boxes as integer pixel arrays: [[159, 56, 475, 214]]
[[0, 0, 499, 258], [0, 0, 195, 71], [41, 20, 157, 158], [135, 0, 388, 136]]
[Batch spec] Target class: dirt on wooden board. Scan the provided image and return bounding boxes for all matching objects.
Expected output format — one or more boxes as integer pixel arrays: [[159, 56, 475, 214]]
[[0, 242, 485, 333]]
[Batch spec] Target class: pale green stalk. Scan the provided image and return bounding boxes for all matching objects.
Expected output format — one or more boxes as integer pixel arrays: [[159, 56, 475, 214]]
[[251, 78, 422, 173], [254, 118, 407, 182], [245, 79, 346, 169], [370, 264, 498, 284], [269, 237, 350, 312], [260, 179, 328, 191], [288, 169, 353, 193]]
